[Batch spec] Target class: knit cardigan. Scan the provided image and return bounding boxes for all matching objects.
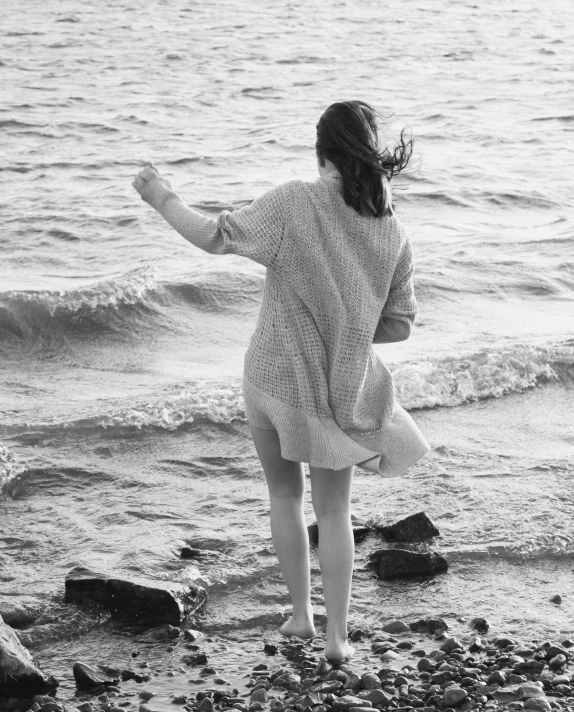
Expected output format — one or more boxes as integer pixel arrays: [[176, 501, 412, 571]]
[[140, 171, 430, 476]]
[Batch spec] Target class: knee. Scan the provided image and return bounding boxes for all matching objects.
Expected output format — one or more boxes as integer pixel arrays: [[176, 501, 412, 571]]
[[312, 500, 351, 522]]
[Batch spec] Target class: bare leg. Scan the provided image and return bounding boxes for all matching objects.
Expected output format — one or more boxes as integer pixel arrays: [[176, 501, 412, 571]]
[[309, 463, 355, 662], [249, 425, 315, 639]]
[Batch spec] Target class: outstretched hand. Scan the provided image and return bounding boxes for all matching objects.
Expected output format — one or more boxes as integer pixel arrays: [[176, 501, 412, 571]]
[[132, 162, 161, 197]]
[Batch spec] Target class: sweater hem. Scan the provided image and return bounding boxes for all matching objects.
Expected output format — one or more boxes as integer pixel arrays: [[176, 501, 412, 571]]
[[242, 375, 430, 477]]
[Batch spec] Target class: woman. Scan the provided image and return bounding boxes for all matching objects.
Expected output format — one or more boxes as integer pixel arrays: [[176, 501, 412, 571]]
[[132, 100, 430, 662]]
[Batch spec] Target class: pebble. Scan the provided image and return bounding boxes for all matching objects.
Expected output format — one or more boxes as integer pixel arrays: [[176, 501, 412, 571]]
[[549, 653, 566, 668], [417, 658, 434, 671], [197, 698, 214, 712], [524, 699, 551, 711], [250, 689, 268, 703], [381, 620, 410, 634], [138, 692, 155, 701], [550, 594, 562, 604], [443, 689, 468, 708], [331, 697, 371, 710], [172, 698, 187, 705], [380, 650, 399, 661], [439, 637, 463, 653], [360, 673, 380, 689], [77, 705, 93, 712]]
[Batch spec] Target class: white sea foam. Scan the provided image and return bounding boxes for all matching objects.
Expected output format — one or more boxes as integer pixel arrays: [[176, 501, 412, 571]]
[[0, 444, 22, 496], [393, 344, 568, 410], [2, 267, 156, 317]]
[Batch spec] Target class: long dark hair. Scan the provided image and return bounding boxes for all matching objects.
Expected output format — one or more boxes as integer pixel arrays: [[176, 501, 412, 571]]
[[315, 100, 414, 218]]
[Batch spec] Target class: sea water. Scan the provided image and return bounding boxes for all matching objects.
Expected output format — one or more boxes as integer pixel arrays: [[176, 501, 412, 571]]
[[1, 0, 573, 704]]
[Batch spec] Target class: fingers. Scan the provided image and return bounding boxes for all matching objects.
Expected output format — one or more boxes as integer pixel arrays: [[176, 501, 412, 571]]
[[137, 166, 159, 182]]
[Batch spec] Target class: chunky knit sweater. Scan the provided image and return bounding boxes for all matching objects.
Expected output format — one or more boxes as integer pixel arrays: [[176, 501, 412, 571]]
[[140, 171, 430, 476]]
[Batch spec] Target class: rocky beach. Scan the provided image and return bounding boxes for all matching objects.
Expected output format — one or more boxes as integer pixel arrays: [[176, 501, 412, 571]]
[[2, 513, 573, 711]]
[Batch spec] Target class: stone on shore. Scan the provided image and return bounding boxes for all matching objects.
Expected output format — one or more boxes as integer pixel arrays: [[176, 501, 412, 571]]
[[376, 511, 440, 542], [369, 549, 448, 579], [524, 699, 552, 711], [73, 662, 119, 690], [409, 617, 449, 635], [0, 614, 59, 696], [443, 686, 467, 706], [381, 620, 410, 634], [65, 566, 206, 625]]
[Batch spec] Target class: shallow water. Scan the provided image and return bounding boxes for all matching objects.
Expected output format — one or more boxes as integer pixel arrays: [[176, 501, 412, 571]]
[[1, 0, 574, 702]]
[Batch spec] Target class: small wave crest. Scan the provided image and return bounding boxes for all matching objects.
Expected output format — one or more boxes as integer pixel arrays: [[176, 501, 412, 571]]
[[97, 384, 245, 431], [393, 343, 571, 410], [0, 268, 157, 336], [0, 444, 23, 498]]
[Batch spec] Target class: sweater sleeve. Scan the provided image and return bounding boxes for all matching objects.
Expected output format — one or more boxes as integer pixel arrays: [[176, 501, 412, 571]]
[[215, 181, 289, 270], [139, 176, 224, 254], [373, 237, 418, 344], [139, 176, 289, 269]]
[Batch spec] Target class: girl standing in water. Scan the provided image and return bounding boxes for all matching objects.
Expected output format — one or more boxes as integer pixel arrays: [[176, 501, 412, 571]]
[[133, 101, 429, 662]]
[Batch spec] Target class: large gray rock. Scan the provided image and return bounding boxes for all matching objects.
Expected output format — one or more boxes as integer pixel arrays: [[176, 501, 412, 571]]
[[369, 549, 448, 579], [0, 615, 58, 696], [65, 566, 206, 625], [73, 661, 119, 690], [377, 511, 440, 542]]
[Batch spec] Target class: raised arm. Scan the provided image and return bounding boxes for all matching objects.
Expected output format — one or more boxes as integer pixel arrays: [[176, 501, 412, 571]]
[[133, 164, 291, 269], [373, 237, 418, 344], [134, 166, 225, 254]]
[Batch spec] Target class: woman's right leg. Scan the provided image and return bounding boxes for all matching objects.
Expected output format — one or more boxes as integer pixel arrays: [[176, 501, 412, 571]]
[[309, 463, 355, 662]]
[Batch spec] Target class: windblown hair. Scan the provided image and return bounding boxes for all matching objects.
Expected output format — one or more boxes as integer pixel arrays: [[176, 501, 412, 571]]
[[315, 100, 414, 218]]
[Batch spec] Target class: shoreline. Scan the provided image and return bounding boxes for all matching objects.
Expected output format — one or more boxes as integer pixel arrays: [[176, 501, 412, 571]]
[[2, 615, 574, 712]]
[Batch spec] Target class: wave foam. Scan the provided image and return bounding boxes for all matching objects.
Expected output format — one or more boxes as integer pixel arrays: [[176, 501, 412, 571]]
[[0, 444, 23, 497], [393, 344, 570, 410], [98, 384, 245, 431]]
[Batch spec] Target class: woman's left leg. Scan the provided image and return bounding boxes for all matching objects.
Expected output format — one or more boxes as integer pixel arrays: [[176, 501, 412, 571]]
[[249, 424, 315, 639]]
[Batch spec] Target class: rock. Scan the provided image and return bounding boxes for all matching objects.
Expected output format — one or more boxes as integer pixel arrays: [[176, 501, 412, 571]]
[[349, 630, 364, 642], [549, 594, 562, 604], [468, 636, 484, 653], [331, 696, 371, 710], [140, 624, 181, 642], [184, 629, 203, 642], [380, 650, 399, 661], [250, 689, 267, 703], [409, 617, 449, 635], [73, 662, 119, 690], [180, 547, 209, 559], [376, 511, 440, 542], [508, 674, 528, 684], [77, 704, 93, 712], [0, 615, 59, 696], [487, 670, 507, 685], [469, 617, 489, 633], [545, 644, 568, 659], [368, 549, 448, 579], [417, 658, 434, 671], [343, 673, 362, 691], [514, 661, 544, 675], [524, 700, 551, 711], [65, 566, 206, 625], [495, 637, 515, 648], [360, 673, 381, 689], [381, 620, 410, 634], [315, 658, 330, 676], [517, 682, 546, 699], [181, 653, 208, 667], [263, 643, 278, 656], [172, 698, 187, 705], [198, 698, 214, 712], [440, 638, 464, 654], [443, 687, 467, 706], [357, 689, 391, 706], [549, 654, 566, 668]]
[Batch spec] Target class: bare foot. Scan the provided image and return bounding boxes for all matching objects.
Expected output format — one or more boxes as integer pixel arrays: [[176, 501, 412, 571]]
[[279, 614, 316, 640], [324, 640, 355, 663]]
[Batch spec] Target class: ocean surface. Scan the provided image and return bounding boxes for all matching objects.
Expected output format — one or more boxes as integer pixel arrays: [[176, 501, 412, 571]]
[[1, 0, 574, 704]]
